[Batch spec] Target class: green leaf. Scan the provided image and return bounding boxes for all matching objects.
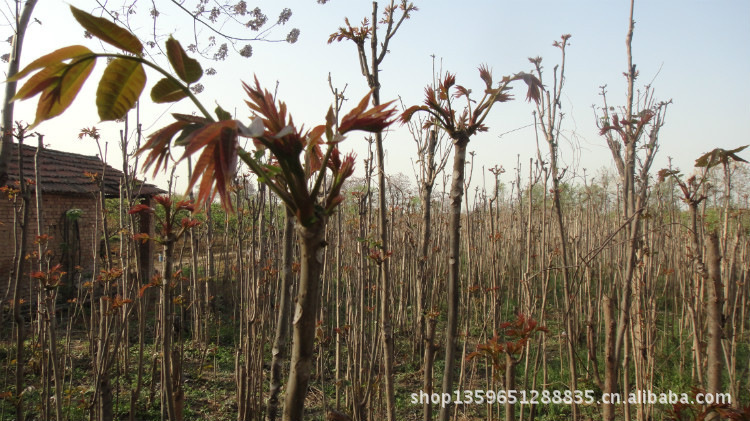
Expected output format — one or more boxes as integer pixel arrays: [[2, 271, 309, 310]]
[[695, 145, 749, 169], [12, 62, 66, 102], [40, 58, 97, 123], [70, 6, 143, 55], [8, 45, 93, 82], [215, 105, 232, 121], [166, 37, 202, 84], [96, 58, 146, 121], [694, 151, 714, 169], [151, 77, 188, 103], [262, 163, 283, 178], [173, 113, 210, 124], [726, 145, 749, 163], [174, 124, 202, 146], [657, 168, 680, 183], [12, 56, 96, 128]]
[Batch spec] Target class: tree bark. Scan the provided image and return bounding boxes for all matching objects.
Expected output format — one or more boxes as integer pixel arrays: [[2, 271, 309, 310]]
[[283, 220, 326, 421], [416, 130, 438, 358], [603, 295, 617, 421], [705, 232, 724, 400], [11, 132, 31, 421], [267, 208, 295, 421], [160, 236, 181, 421], [439, 136, 467, 421], [423, 316, 437, 421], [368, 4, 396, 418], [0, 0, 38, 186], [34, 136, 65, 421], [547, 136, 578, 420], [504, 353, 517, 421]]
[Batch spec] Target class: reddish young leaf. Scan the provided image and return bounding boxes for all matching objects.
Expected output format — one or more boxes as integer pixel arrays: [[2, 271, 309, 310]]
[[243, 77, 290, 134], [132, 233, 151, 243], [128, 204, 153, 214], [400, 105, 428, 124], [513, 72, 544, 104], [153, 195, 172, 209], [139, 282, 157, 298], [243, 78, 306, 158], [478, 64, 493, 88], [453, 85, 471, 99], [599, 123, 625, 138], [181, 217, 201, 229], [327, 17, 371, 44], [175, 200, 196, 213], [78, 126, 100, 140], [490, 90, 514, 104], [440, 73, 456, 94], [139, 120, 191, 177], [180, 120, 239, 209], [305, 125, 326, 176], [34, 234, 53, 245], [338, 92, 397, 134], [324, 152, 356, 214], [339, 152, 356, 178], [324, 194, 345, 214], [326, 147, 342, 173]]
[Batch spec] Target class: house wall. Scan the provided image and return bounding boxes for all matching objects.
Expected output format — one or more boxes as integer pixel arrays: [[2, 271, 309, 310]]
[[1, 192, 99, 301]]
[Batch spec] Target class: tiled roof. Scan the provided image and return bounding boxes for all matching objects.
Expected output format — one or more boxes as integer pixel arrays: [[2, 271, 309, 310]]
[[5, 142, 164, 197]]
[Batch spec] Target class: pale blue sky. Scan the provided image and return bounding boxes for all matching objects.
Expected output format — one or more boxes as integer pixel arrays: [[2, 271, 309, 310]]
[[5, 0, 749, 196]]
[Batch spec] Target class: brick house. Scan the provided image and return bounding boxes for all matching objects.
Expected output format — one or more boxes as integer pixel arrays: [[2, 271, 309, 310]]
[[1, 142, 163, 302]]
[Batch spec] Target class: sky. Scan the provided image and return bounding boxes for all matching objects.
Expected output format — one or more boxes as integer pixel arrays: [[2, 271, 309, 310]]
[[3, 0, 750, 198]]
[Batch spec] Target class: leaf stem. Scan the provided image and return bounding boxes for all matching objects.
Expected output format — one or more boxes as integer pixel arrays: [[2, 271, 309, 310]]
[[76, 52, 214, 122]]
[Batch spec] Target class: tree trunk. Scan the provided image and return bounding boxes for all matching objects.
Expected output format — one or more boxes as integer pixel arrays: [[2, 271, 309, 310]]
[[439, 137, 467, 421], [375, 129, 396, 421], [547, 138, 578, 420], [423, 316, 437, 421], [368, 3, 396, 415], [11, 133, 31, 421], [0, 0, 37, 186], [603, 295, 617, 421], [504, 353, 517, 421], [416, 130, 438, 358], [705, 232, 724, 400], [267, 209, 295, 421], [283, 219, 326, 421], [161, 237, 181, 421]]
